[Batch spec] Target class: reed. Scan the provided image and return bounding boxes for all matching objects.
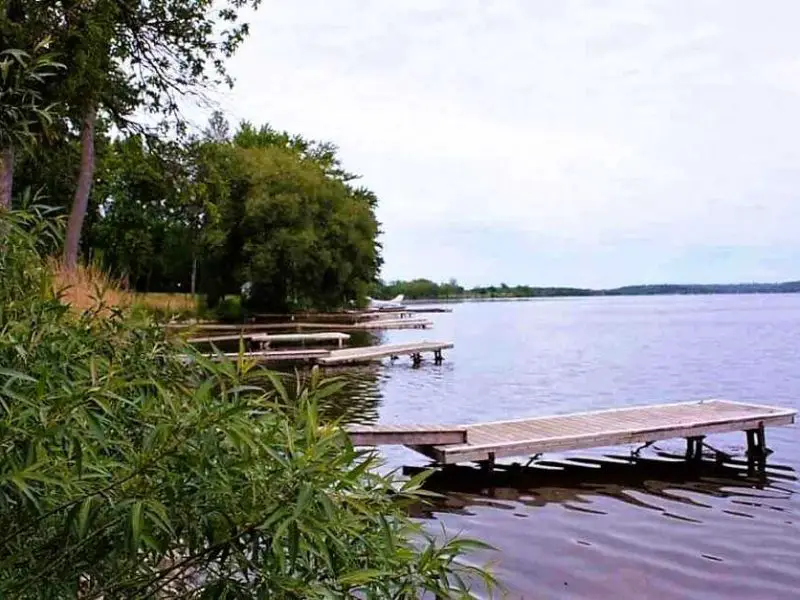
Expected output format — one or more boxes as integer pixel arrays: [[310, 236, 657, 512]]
[[49, 259, 131, 313]]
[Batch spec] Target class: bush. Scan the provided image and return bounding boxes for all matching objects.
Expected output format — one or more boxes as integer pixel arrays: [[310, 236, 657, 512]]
[[0, 207, 495, 598]]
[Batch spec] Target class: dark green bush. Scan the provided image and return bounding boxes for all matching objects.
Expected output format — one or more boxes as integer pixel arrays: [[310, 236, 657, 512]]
[[0, 208, 495, 598]]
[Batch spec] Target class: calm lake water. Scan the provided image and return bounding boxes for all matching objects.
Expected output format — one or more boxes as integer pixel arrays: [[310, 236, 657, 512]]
[[334, 295, 800, 599]]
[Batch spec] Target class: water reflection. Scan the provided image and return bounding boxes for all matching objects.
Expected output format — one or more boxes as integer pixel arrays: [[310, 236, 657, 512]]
[[318, 365, 384, 424], [403, 453, 797, 520]]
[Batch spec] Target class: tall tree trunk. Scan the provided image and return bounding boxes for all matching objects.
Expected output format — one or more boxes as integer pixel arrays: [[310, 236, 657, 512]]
[[64, 105, 97, 269], [191, 255, 198, 296], [0, 145, 14, 210]]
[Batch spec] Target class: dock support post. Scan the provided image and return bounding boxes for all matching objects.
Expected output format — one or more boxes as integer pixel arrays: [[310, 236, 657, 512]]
[[479, 452, 496, 472], [685, 436, 704, 462], [411, 353, 422, 367], [746, 423, 769, 469], [433, 349, 443, 364]]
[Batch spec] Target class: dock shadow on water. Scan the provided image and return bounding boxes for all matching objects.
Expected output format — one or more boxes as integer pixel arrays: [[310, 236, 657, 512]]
[[402, 453, 799, 599], [403, 453, 797, 518]]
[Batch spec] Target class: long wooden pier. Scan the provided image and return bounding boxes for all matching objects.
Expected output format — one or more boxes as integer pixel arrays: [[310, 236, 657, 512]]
[[295, 318, 432, 331], [318, 341, 453, 366], [176, 318, 432, 334], [189, 332, 351, 347], [203, 348, 332, 362], [251, 332, 350, 348], [201, 341, 453, 366], [347, 399, 796, 465]]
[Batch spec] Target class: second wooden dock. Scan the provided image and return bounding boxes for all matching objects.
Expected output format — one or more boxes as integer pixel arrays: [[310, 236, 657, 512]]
[[318, 341, 453, 366], [202, 341, 453, 366]]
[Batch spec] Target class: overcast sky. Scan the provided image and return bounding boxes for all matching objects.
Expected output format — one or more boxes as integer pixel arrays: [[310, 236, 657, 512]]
[[203, 0, 800, 287]]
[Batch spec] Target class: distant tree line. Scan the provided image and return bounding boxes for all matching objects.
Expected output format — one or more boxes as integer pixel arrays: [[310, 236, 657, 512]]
[[373, 279, 800, 300]]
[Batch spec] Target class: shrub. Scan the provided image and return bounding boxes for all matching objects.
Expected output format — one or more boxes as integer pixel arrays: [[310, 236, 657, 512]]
[[0, 207, 495, 598]]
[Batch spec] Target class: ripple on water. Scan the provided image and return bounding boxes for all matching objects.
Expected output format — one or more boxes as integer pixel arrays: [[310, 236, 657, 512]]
[[330, 297, 800, 598]]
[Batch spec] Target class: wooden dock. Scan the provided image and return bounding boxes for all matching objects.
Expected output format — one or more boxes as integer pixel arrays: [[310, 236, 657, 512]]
[[251, 332, 350, 348], [295, 318, 432, 331], [203, 348, 331, 362], [188, 333, 256, 345], [174, 318, 431, 335], [318, 341, 453, 366], [190, 332, 351, 347], [346, 399, 796, 465], [201, 341, 453, 366]]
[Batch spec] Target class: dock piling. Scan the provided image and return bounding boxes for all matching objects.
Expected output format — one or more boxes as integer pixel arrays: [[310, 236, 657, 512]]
[[685, 436, 705, 462], [746, 422, 770, 469]]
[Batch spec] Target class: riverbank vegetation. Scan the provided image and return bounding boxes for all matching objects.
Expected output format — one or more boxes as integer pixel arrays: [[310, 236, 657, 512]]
[[373, 279, 800, 301], [1, 2, 494, 596], [0, 207, 494, 597]]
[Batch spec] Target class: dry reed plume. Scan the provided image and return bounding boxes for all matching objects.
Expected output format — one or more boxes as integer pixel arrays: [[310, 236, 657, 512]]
[[50, 261, 197, 317], [50, 260, 131, 313]]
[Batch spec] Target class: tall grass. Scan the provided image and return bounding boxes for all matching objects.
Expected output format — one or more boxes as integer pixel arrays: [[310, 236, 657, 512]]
[[50, 259, 131, 313], [49, 259, 201, 321], [0, 206, 496, 598]]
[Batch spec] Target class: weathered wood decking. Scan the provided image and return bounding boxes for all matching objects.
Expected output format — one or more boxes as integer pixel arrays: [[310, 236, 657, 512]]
[[203, 348, 332, 362], [318, 341, 453, 366], [188, 333, 256, 344], [201, 341, 453, 366], [346, 399, 796, 464], [171, 317, 432, 333], [295, 318, 432, 331], [251, 332, 350, 348], [190, 332, 351, 347]]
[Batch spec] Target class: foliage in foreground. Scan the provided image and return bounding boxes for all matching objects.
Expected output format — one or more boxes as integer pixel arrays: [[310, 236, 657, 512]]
[[0, 207, 495, 598]]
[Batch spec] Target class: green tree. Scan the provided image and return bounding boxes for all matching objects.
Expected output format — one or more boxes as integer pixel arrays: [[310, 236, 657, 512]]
[[0, 40, 63, 209], [5, 0, 262, 267], [89, 135, 196, 291], [199, 121, 382, 312]]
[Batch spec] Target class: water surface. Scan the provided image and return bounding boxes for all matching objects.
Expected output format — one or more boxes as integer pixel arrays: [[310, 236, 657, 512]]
[[336, 295, 800, 599]]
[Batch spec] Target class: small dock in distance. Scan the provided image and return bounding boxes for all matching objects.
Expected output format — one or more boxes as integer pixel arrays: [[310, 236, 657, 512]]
[[202, 348, 332, 363], [295, 318, 432, 331], [201, 341, 453, 366], [318, 341, 453, 366], [187, 332, 350, 348], [176, 318, 432, 335], [347, 399, 796, 465], [251, 332, 350, 348]]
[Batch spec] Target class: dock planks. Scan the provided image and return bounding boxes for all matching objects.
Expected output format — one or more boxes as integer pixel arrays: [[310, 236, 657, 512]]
[[317, 341, 453, 365], [199, 340, 453, 366], [295, 318, 432, 331], [347, 425, 467, 446], [203, 348, 331, 362], [347, 399, 796, 464], [251, 332, 350, 348]]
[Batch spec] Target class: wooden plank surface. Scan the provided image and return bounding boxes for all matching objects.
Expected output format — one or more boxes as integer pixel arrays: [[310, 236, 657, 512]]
[[296, 318, 432, 331], [251, 332, 350, 343], [432, 399, 796, 463], [347, 425, 466, 446], [203, 349, 331, 362], [317, 341, 453, 365], [188, 333, 254, 344]]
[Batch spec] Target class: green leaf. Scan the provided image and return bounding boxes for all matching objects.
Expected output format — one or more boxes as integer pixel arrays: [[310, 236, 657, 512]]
[[129, 501, 144, 552], [338, 569, 391, 586]]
